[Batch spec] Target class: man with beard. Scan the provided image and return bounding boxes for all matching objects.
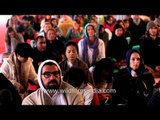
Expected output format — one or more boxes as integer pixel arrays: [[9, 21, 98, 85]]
[[22, 59, 84, 105]]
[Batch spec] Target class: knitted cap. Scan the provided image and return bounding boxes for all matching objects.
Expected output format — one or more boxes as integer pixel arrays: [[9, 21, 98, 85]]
[[146, 21, 158, 31]]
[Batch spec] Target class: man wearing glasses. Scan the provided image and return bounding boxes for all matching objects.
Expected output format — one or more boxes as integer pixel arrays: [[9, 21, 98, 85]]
[[22, 59, 84, 105]]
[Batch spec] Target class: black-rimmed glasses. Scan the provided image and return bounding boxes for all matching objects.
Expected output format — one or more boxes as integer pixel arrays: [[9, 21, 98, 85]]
[[42, 71, 60, 78]]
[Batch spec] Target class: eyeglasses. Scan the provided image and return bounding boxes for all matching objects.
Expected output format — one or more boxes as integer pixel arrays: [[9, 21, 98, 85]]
[[42, 71, 60, 78]]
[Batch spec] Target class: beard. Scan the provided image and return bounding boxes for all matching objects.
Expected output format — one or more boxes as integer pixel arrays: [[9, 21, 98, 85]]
[[45, 80, 60, 91]]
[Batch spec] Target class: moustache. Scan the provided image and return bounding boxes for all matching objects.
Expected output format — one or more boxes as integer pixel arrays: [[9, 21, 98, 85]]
[[48, 80, 58, 85]]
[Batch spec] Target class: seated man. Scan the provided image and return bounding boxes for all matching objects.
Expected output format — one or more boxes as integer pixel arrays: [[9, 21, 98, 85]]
[[22, 60, 84, 105], [0, 43, 38, 100]]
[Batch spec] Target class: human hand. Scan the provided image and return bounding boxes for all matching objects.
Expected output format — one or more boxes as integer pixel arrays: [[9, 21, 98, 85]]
[[18, 85, 25, 93]]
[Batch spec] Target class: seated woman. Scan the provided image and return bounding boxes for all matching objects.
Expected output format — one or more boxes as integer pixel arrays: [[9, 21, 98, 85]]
[[112, 49, 155, 107], [78, 23, 105, 69], [5, 26, 24, 53], [59, 41, 93, 85], [65, 18, 83, 43]]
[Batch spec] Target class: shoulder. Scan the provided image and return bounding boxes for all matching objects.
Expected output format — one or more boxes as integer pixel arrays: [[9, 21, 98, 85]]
[[2, 57, 10, 63], [98, 39, 105, 45], [143, 68, 154, 76], [78, 39, 84, 45], [1, 57, 13, 67], [61, 81, 81, 95], [67, 27, 72, 31], [59, 59, 67, 65], [61, 81, 75, 89], [77, 58, 88, 67], [116, 68, 130, 77], [18, 33, 23, 38], [27, 57, 34, 63], [22, 89, 43, 105], [84, 83, 93, 91]]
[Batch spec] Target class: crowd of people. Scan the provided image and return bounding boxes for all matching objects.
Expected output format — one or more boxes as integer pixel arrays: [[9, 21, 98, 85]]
[[0, 15, 160, 107]]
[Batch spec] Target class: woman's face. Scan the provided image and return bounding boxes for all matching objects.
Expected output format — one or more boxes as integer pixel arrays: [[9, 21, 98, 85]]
[[86, 25, 95, 37], [65, 45, 78, 62], [8, 31, 15, 38], [129, 52, 141, 70], [115, 28, 123, 37], [73, 21, 80, 30], [43, 24, 52, 33]]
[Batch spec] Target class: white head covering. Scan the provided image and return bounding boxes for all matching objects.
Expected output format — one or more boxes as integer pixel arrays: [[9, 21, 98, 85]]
[[37, 59, 62, 95]]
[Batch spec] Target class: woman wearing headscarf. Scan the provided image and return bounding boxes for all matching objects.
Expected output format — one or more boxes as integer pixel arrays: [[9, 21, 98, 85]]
[[78, 23, 105, 69], [112, 49, 155, 107]]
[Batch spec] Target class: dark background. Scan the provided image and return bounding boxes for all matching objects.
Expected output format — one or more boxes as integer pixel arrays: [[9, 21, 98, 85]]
[[0, 0, 159, 15]]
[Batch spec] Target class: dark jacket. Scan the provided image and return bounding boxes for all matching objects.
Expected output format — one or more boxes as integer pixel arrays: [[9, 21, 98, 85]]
[[0, 73, 22, 106], [108, 36, 129, 62], [112, 67, 155, 107], [46, 39, 65, 63], [112, 49, 155, 107], [140, 36, 160, 70], [32, 47, 53, 72]]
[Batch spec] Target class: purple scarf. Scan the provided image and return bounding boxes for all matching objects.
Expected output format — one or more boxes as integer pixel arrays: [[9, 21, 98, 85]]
[[82, 37, 99, 67]]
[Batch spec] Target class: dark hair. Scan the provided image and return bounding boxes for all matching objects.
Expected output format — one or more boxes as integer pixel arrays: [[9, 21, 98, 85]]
[[50, 18, 58, 25], [64, 41, 79, 54], [125, 49, 145, 75], [42, 62, 59, 74], [7, 26, 14, 33], [105, 15, 114, 22], [93, 58, 113, 84], [22, 16, 29, 21], [46, 28, 56, 35], [16, 25, 25, 33], [113, 23, 124, 33], [125, 49, 143, 67], [98, 24, 104, 31], [63, 67, 88, 88], [35, 35, 45, 43], [73, 18, 81, 25], [15, 43, 33, 58], [123, 18, 129, 23]]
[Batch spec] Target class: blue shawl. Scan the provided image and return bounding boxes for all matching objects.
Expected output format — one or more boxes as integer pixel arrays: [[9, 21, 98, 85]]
[[82, 37, 99, 67]]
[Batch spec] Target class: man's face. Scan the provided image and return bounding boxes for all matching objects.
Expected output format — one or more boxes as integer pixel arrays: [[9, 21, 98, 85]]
[[149, 27, 158, 36], [22, 20, 30, 28], [41, 65, 61, 90], [36, 37, 46, 52], [46, 30, 56, 40]]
